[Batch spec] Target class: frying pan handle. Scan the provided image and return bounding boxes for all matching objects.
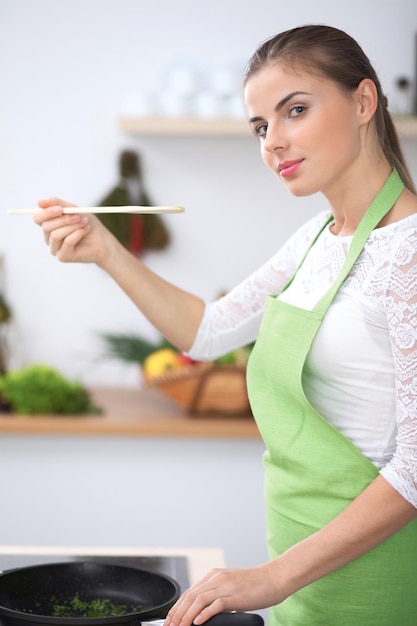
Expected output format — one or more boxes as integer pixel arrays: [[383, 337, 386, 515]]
[[203, 613, 264, 626], [139, 614, 264, 626]]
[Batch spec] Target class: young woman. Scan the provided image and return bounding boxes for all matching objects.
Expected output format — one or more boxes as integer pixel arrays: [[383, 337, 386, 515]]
[[34, 25, 417, 626]]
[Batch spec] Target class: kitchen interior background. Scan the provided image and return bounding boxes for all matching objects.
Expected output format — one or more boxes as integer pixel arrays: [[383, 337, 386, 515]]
[[0, 0, 416, 386], [0, 0, 417, 588]]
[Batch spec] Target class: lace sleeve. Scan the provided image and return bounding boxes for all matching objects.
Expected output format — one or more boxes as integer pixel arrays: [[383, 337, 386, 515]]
[[379, 227, 417, 508], [189, 210, 330, 360]]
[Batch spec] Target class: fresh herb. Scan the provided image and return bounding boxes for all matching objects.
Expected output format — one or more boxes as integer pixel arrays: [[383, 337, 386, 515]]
[[49, 594, 142, 618]]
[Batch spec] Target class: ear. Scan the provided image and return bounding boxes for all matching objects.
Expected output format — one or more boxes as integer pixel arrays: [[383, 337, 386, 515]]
[[354, 78, 378, 124]]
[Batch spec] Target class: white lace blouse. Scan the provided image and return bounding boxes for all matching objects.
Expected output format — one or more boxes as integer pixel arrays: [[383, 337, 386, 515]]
[[189, 210, 417, 508]]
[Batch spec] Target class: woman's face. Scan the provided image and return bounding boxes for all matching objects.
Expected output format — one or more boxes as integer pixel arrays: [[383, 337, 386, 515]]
[[243, 63, 364, 198]]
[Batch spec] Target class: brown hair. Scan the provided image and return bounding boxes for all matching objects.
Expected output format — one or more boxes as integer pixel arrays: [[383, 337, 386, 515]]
[[245, 25, 416, 194]]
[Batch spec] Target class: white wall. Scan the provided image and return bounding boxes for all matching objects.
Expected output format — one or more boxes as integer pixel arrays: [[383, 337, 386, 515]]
[[0, 0, 416, 386], [0, 435, 268, 569]]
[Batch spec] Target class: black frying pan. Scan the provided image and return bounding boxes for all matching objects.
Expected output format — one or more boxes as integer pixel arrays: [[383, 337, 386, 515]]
[[0, 562, 180, 625]]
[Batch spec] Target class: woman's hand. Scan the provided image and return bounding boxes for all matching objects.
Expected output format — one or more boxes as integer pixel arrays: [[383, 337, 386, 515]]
[[164, 564, 282, 626], [34, 197, 117, 267]]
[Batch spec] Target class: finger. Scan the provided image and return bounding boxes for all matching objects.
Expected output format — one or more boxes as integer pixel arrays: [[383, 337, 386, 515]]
[[40, 214, 87, 245], [33, 205, 64, 226], [183, 596, 230, 626], [49, 222, 90, 259], [166, 581, 229, 626], [34, 206, 86, 230], [42, 215, 87, 249], [165, 574, 216, 623], [37, 197, 77, 210], [165, 592, 198, 626]]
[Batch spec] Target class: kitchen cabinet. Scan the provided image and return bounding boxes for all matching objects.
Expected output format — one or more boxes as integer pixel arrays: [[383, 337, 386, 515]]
[[119, 115, 417, 138]]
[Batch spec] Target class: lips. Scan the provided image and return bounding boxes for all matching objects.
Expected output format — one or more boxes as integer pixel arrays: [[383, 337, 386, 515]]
[[278, 159, 304, 177]]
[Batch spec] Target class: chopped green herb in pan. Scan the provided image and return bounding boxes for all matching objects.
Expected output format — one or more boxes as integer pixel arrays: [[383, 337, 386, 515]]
[[19, 595, 143, 618], [51, 595, 143, 618]]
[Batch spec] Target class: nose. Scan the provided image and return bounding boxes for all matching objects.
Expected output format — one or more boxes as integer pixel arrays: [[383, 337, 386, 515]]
[[263, 122, 287, 154]]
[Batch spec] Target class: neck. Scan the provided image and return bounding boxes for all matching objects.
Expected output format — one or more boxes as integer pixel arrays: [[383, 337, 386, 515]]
[[325, 161, 392, 237]]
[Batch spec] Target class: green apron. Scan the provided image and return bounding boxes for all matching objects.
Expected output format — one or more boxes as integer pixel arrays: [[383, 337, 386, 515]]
[[246, 170, 417, 625]]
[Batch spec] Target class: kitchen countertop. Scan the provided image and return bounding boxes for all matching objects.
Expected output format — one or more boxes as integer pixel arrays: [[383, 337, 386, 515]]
[[0, 545, 225, 586], [0, 387, 260, 439]]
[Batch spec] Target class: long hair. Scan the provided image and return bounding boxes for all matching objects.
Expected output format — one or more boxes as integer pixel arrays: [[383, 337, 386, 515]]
[[245, 25, 416, 193]]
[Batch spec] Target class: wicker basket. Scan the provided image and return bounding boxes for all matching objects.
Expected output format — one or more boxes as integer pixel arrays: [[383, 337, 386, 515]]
[[143, 362, 251, 415]]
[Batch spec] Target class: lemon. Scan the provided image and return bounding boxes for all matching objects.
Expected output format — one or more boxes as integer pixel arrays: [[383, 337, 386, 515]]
[[143, 348, 182, 377]]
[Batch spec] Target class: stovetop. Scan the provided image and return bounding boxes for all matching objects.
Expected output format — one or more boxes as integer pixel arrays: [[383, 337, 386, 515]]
[[0, 553, 189, 626], [0, 553, 189, 592]]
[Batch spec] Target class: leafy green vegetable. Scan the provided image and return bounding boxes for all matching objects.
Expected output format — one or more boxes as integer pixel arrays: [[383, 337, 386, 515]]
[[0, 363, 101, 415]]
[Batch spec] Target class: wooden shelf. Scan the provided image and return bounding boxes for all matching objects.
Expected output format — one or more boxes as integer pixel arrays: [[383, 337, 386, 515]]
[[119, 115, 417, 138], [0, 387, 260, 439], [119, 116, 252, 136]]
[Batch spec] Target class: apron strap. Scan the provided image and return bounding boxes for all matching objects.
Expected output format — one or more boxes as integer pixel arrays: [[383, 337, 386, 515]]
[[314, 169, 404, 315]]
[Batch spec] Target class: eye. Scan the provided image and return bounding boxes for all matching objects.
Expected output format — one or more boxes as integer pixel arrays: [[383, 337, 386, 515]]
[[252, 123, 268, 138], [289, 105, 306, 118]]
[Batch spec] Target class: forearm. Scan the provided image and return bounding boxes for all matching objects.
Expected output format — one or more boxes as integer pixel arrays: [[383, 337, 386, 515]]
[[270, 474, 417, 601], [33, 201, 205, 351], [99, 240, 205, 352]]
